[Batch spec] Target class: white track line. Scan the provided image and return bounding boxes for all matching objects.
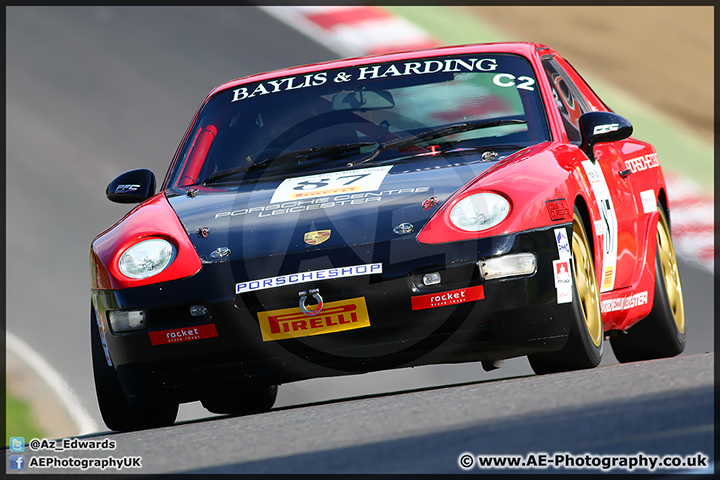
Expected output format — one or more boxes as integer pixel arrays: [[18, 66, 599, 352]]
[[7, 331, 99, 435]]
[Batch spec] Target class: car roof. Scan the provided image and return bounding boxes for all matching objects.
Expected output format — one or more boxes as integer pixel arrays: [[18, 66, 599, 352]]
[[206, 42, 554, 99]]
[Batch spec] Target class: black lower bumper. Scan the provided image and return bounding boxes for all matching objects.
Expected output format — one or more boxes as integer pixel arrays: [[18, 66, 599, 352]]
[[92, 224, 572, 403]]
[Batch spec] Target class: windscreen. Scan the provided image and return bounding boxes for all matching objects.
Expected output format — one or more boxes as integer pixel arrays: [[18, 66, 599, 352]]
[[167, 53, 550, 188]]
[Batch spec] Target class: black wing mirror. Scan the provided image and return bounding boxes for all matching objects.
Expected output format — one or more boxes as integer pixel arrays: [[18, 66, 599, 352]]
[[579, 111, 633, 161], [106, 169, 156, 203]]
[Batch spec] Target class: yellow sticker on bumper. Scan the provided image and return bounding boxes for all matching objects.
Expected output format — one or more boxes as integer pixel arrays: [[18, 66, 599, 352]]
[[257, 297, 370, 342]]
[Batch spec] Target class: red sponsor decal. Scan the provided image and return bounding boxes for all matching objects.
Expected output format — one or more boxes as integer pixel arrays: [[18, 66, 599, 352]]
[[554, 260, 571, 283], [149, 324, 218, 345], [411, 285, 484, 310], [545, 199, 571, 221]]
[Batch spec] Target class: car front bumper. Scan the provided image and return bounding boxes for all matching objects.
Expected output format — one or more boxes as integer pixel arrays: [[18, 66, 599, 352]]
[[92, 224, 573, 403]]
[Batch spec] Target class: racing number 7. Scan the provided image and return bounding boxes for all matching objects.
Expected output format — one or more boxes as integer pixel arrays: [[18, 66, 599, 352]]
[[292, 173, 370, 191], [337, 174, 370, 185]]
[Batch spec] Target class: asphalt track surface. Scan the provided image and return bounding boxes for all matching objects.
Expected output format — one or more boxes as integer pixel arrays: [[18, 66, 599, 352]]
[[8, 354, 716, 474], [5, 7, 715, 474]]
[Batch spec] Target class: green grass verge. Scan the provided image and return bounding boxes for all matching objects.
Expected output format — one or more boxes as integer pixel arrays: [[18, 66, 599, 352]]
[[384, 6, 713, 193], [6, 392, 46, 446]]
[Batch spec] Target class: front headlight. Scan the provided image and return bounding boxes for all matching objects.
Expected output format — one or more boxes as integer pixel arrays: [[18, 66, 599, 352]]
[[118, 238, 176, 279], [449, 192, 510, 231]]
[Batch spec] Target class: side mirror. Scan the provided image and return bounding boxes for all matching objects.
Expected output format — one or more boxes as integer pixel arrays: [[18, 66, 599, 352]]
[[106, 169, 156, 203], [579, 111, 633, 161]]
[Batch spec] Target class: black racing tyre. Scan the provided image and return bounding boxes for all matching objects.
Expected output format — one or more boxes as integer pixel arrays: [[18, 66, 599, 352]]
[[201, 384, 278, 415], [528, 207, 604, 374], [610, 207, 686, 362], [91, 307, 178, 432]]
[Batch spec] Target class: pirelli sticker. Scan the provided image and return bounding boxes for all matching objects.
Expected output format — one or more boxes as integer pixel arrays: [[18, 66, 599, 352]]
[[257, 297, 370, 341], [270, 166, 392, 203]]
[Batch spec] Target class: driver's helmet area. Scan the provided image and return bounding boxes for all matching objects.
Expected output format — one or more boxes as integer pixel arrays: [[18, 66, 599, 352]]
[[205, 94, 367, 176]]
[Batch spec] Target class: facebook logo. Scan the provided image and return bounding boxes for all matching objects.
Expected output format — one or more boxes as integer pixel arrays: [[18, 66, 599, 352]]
[[9, 455, 25, 470]]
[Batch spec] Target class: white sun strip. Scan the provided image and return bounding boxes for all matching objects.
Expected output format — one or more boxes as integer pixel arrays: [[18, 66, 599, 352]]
[[7, 331, 99, 435]]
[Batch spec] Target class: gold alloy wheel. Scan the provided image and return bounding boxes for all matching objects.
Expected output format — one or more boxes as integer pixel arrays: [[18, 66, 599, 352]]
[[656, 209, 685, 334], [572, 214, 603, 347]]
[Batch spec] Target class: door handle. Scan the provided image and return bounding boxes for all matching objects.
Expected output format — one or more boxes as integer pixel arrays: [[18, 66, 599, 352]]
[[619, 168, 632, 178]]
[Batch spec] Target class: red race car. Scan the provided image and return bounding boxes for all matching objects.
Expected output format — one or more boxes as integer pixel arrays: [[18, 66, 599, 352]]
[[91, 42, 686, 431]]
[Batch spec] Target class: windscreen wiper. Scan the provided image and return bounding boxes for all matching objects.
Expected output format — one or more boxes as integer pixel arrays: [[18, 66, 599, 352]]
[[202, 142, 375, 184], [348, 118, 526, 167], [271, 141, 376, 163]]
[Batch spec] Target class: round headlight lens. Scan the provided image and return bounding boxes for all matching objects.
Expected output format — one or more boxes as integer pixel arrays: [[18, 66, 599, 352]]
[[118, 239, 176, 279], [449, 193, 510, 231]]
